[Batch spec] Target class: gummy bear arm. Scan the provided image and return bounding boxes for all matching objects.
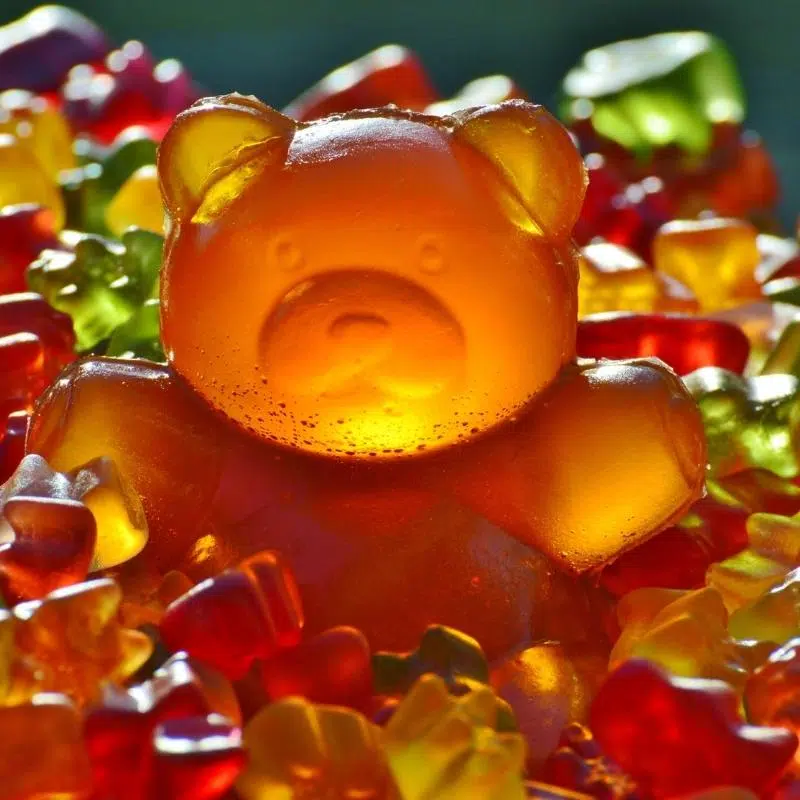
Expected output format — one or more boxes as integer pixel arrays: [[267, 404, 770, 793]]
[[445, 358, 707, 573], [26, 357, 226, 568]]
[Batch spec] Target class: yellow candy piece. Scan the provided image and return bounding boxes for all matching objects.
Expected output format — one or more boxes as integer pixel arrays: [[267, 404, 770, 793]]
[[237, 696, 398, 799], [707, 510, 800, 612], [609, 587, 748, 689], [653, 218, 761, 311], [578, 241, 696, 317], [384, 674, 527, 799], [729, 567, 800, 645], [0, 133, 64, 228], [0, 89, 75, 179], [10, 578, 152, 706], [105, 164, 165, 236]]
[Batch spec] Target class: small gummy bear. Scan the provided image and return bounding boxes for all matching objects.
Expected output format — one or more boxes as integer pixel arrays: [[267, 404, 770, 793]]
[[685, 368, 800, 479], [159, 549, 304, 680], [383, 674, 527, 799], [236, 695, 397, 799], [26, 227, 163, 350], [590, 660, 797, 798], [85, 651, 241, 799], [0, 692, 92, 798]]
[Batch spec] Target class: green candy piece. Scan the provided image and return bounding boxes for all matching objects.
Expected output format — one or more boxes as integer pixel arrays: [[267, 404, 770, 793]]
[[561, 31, 745, 158], [27, 228, 163, 351], [763, 277, 800, 307], [63, 129, 158, 235], [106, 298, 165, 362], [761, 320, 800, 379], [685, 367, 800, 479], [373, 625, 490, 696], [100, 128, 158, 191]]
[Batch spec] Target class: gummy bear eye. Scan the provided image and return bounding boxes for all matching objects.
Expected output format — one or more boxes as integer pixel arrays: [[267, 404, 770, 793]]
[[418, 236, 445, 275], [271, 236, 305, 272]]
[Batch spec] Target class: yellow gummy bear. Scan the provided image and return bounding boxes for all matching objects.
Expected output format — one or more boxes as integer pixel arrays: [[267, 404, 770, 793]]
[[609, 587, 749, 690], [105, 164, 165, 236], [237, 696, 399, 799], [0, 133, 64, 229], [383, 674, 527, 799], [707, 510, 800, 612]]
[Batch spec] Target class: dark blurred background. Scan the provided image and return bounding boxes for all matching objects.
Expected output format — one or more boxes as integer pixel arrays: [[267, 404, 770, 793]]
[[3, 0, 800, 222]]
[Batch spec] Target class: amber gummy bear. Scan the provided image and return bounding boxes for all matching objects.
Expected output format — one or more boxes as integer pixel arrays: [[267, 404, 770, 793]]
[[29, 97, 705, 655]]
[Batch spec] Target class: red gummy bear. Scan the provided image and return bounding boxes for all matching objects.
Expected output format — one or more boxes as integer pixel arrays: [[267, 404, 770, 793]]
[[150, 715, 245, 800], [590, 660, 797, 798], [0, 292, 75, 421], [0, 205, 62, 294], [159, 550, 304, 680], [284, 45, 437, 121], [85, 651, 241, 800], [577, 313, 751, 375], [259, 625, 373, 710]]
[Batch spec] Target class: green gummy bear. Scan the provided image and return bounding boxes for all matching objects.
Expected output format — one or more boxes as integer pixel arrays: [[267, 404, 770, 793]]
[[561, 31, 745, 158], [62, 130, 158, 236], [106, 298, 165, 362], [26, 227, 163, 351], [684, 367, 800, 479], [372, 623, 517, 731], [373, 625, 490, 696]]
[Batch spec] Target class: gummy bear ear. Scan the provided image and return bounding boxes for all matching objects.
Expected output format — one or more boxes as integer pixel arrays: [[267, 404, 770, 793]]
[[158, 94, 297, 220], [450, 100, 587, 241]]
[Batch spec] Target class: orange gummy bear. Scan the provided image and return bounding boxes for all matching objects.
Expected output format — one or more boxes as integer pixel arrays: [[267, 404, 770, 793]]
[[28, 97, 706, 657]]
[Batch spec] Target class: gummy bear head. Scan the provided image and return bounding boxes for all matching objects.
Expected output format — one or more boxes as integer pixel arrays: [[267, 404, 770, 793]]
[[158, 95, 585, 458]]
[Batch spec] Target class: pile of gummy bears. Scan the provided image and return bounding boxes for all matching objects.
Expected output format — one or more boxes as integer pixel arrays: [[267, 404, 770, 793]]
[[3, 4, 800, 798]]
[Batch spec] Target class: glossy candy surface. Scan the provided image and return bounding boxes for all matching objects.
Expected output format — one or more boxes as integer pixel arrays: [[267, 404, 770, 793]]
[[577, 312, 750, 374], [2, 10, 800, 796], [590, 660, 797, 797], [25, 97, 706, 659]]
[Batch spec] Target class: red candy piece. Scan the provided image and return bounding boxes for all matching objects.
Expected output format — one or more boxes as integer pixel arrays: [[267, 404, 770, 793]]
[[85, 651, 241, 800], [62, 41, 199, 144], [259, 626, 373, 710], [0, 5, 109, 93], [0, 411, 29, 484], [600, 493, 749, 596], [590, 660, 797, 798], [577, 312, 751, 375], [0, 205, 62, 294], [0, 293, 75, 434], [159, 550, 304, 680], [152, 715, 245, 800], [0, 495, 96, 603], [284, 44, 438, 121], [540, 722, 639, 799]]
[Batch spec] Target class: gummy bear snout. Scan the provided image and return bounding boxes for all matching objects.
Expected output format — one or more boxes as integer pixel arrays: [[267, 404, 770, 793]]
[[252, 268, 473, 454], [259, 269, 466, 401]]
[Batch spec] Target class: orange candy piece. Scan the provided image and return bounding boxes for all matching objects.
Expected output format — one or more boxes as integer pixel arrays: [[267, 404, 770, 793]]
[[0, 692, 92, 798], [10, 578, 152, 706]]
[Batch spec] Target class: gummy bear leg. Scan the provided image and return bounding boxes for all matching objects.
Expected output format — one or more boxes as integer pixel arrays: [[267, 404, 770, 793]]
[[448, 358, 707, 573], [26, 357, 225, 568]]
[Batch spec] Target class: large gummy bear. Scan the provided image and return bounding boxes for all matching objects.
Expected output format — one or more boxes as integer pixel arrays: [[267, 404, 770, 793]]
[[26, 95, 706, 656]]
